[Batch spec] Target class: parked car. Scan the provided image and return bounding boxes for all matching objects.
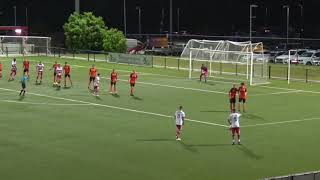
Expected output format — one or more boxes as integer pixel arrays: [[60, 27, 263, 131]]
[[268, 51, 285, 63], [275, 49, 308, 64], [297, 51, 320, 65]]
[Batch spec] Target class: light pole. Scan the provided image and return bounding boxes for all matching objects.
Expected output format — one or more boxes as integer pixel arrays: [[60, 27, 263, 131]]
[[25, 7, 28, 26], [249, 4, 258, 42], [13, 6, 17, 26], [136, 6, 141, 34], [283, 5, 290, 49], [177, 8, 180, 33], [123, 0, 127, 36], [298, 4, 303, 38], [169, 0, 173, 44], [75, 0, 80, 13]]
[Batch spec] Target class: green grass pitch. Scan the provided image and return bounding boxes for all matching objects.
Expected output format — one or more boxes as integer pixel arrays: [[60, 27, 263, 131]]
[[0, 56, 320, 180]]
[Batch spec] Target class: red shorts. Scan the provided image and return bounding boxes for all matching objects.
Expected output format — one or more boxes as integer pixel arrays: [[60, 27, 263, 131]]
[[231, 127, 240, 135], [201, 72, 208, 77], [176, 125, 182, 130], [56, 75, 62, 80], [24, 68, 29, 72], [130, 82, 135, 87]]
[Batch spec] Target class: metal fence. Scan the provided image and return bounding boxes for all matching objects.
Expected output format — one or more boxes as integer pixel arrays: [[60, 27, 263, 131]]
[[2, 46, 320, 83]]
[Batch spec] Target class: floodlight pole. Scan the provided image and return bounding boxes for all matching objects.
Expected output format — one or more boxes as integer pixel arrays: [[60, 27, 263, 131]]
[[136, 7, 142, 34], [123, 0, 127, 36], [249, 4, 258, 42], [75, 0, 80, 13], [25, 7, 28, 26], [13, 6, 17, 26], [169, 0, 173, 44], [177, 8, 180, 33], [283, 5, 290, 49]]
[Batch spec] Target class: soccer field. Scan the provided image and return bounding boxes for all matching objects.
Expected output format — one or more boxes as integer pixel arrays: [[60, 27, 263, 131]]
[[0, 56, 320, 180]]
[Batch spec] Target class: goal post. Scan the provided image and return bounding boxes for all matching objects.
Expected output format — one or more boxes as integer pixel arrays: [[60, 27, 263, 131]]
[[182, 39, 269, 85], [0, 35, 51, 56]]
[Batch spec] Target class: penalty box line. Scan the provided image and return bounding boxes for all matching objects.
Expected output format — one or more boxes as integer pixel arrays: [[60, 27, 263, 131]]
[[242, 117, 320, 128], [0, 87, 228, 128]]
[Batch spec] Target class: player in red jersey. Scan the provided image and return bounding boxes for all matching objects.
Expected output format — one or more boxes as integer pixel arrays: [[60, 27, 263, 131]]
[[88, 65, 97, 90], [22, 58, 30, 78], [63, 62, 72, 87], [109, 69, 118, 94], [129, 70, 138, 96], [0, 62, 2, 79], [50, 61, 59, 84], [200, 64, 208, 82], [238, 82, 247, 112], [229, 84, 238, 112]]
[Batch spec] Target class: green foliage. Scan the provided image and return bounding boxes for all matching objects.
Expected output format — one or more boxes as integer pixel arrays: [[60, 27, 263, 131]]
[[63, 12, 106, 51], [103, 28, 127, 53]]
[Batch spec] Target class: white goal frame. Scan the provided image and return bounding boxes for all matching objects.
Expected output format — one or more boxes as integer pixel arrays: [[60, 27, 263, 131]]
[[185, 40, 268, 86]]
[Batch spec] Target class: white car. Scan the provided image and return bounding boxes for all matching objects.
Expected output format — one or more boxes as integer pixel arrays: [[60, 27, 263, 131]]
[[298, 51, 320, 65], [275, 49, 307, 64]]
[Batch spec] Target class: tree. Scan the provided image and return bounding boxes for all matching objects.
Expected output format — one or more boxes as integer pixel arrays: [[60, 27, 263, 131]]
[[63, 12, 106, 51], [103, 28, 127, 53]]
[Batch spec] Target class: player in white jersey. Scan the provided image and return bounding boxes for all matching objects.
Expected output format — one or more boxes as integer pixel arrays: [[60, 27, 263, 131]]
[[93, 73, 100, 96], [174, 106, 185, 141], [36, 61, 45, 84], [55, 64, 63, 88], [228, 109, 241, 145], [9, 58, 17, 80]]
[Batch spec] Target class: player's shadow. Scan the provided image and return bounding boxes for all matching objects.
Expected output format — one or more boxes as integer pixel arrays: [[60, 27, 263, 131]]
[[55, 87, 61, 91], [178, 141, 198, 153], [63, 86, 72, 90], [18, 95, 25, 101], [200, 110, 229, 113], [112, 94, 120, 98], [136, 138, 175, 142], [132, 96, 143, 101], [236, 145, 263, 160], [242, 114, 266, 121], [186, 143, 230, 148], [205, 82, 216, 86], [95, 96, 102, 100]]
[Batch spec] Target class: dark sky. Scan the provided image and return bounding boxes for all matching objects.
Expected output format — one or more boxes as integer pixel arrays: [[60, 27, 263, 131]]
[[1, 0, 320, 37]]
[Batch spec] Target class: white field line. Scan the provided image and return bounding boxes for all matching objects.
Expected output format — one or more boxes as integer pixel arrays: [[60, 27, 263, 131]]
[[250, 90, 302, 97], [0, 87, 228, 128], [261, 85, 320, 94], [242, 117, 320, 128], [0, 100, 91, 106]]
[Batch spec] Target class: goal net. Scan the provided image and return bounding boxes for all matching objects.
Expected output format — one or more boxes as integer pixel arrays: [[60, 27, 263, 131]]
[[0, 36, 51, 56], [180, 39, 269, 85]]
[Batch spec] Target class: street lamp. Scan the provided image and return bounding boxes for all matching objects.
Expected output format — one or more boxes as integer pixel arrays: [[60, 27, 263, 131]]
[[283, 5, 290, 49], [123, 0, 127, 36], [249, 4, 258, 42], [136, 6, 141, 34]]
